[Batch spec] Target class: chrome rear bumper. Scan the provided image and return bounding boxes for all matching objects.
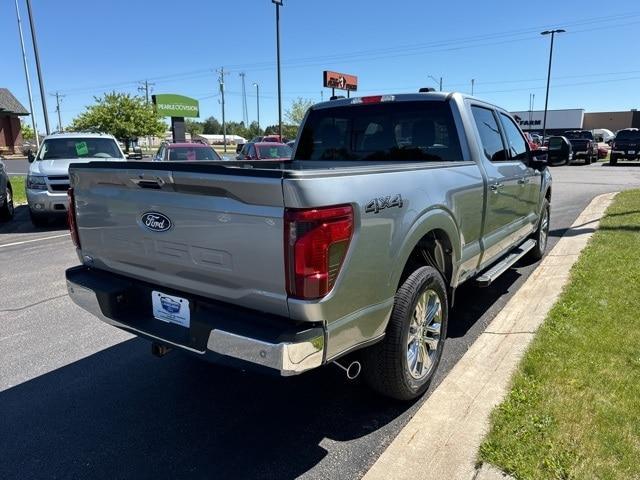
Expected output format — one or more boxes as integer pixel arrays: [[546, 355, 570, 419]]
[[66, 267, 324, 376]]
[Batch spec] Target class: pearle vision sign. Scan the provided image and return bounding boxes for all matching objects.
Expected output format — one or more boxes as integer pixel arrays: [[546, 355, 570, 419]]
[[152, 94, 200, 118]]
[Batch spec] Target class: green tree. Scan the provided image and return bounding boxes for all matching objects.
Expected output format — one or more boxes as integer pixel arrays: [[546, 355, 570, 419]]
[[20, 122, 35, 141], [69, 92, 166, 149], [185, 119, 204, 137], [264, 123, 298, 140], [285, 97, 314, 125], [203, 116, 221, 134]]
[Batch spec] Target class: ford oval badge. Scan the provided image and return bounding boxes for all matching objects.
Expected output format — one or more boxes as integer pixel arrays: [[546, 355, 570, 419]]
[[141, 212, 172, 232]]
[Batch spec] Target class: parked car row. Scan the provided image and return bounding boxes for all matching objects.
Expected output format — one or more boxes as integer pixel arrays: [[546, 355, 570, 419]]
[[0, 156, 15, 222]]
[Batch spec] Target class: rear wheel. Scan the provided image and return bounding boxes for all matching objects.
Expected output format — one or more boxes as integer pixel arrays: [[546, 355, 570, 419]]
[[362, 266, 448, 401], [0, 182, 14, 221]]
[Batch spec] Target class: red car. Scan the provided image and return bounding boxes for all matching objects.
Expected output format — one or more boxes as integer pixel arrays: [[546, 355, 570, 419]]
[[524, 132, 539, 150], [262, 135, 283, 143], [153, 142, 222, 161], [236, 142, 292, 161], [598, 145, 609, 159]]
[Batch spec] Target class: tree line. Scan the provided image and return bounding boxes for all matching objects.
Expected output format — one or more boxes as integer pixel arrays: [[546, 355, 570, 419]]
[[46, 92, 315, 145]]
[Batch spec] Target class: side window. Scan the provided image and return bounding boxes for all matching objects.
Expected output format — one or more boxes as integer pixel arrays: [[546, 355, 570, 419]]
[[471, 106, 508, 162], [248, 144, 256, 158], [499, 113, 528, 161], [156, 146, 164, 160]]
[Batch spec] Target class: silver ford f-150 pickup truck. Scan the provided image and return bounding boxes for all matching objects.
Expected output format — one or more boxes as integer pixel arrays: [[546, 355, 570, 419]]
[[66, 92, 551, 400]]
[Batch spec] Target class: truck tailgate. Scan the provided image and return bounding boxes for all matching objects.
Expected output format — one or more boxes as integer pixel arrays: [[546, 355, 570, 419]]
[[70, 163, 288, 317]]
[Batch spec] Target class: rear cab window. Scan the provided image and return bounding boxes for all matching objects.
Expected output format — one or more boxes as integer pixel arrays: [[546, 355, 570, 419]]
[[294, 100, 463, 163], [615, 130, 640, 141]]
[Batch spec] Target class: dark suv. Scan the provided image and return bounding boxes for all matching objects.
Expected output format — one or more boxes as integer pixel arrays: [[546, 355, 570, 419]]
[[610, 128, 640, 165], [563, 130, 597, 165]]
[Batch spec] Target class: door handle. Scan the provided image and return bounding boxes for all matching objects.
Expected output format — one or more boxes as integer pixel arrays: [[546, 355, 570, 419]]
[[490, 183, 504, 192], [517, 178, 529, 185]]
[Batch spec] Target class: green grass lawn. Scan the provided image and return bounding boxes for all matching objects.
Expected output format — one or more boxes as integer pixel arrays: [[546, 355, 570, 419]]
[[480, 189, 640, 479], [9, 175, 26, 205]]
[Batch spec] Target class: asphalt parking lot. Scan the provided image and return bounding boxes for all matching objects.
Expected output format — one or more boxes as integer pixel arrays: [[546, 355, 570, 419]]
[[2, 162, 640, 480]]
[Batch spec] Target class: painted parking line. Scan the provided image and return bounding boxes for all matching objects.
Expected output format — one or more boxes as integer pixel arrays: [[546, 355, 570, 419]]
[[0, 233, 70, 249]]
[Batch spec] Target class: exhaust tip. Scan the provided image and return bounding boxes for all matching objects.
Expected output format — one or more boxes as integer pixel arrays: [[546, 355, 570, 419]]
[[346, 361, 361, 380], [333, 359, 362, 380]]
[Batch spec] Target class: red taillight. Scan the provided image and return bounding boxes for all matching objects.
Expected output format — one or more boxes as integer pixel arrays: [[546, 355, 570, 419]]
[[284, 205, 354, 299], [67, 188, 80, 248]]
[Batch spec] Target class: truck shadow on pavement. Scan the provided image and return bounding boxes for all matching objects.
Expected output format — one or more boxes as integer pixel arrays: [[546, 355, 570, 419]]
[[0, 338, 414, 480], [0, 205, 67, 235], [0, 234, 541, 480]]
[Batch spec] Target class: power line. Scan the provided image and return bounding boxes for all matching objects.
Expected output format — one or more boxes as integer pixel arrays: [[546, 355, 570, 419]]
[[55, 11, 640, 98]]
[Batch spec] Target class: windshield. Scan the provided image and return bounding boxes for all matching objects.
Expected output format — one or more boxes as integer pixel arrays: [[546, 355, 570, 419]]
[[257, 145, 292, 159], [168, 146, 221, 161], [294, 101, 462, 162], [564, 131, 593, 140], [616, 130, 640, 141], [38, 137, 123, 160]]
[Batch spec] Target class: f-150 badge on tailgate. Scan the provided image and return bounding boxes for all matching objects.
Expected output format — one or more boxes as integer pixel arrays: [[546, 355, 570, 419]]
[[365, 194, 403, 214], [141, 212, 172, 232]]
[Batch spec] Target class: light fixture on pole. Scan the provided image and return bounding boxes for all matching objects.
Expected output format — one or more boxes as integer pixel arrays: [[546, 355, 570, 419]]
[[540, 29, 565, 143], [252, 83, 260, 131], [272, 0, 283, 140]]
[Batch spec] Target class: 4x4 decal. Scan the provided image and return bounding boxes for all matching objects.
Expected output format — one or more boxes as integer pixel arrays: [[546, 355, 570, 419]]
[[365, 194, 403, 214]]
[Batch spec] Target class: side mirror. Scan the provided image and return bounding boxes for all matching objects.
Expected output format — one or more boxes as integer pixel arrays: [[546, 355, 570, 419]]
[[529, 150, 548, 171], [27, 151, 35, 163]]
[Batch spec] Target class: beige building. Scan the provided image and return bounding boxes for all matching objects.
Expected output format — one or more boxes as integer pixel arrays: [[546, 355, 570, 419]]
[[583, 110, 640, 132]]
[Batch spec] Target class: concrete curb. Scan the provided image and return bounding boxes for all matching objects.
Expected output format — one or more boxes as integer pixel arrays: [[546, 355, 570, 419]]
[[363, 191, 618, 480]]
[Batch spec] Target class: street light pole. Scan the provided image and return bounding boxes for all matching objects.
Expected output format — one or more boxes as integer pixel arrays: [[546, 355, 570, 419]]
[[541, 29, 565, 143], [253, 83, 260, 131], [25, 0, 50, 135], [273, 0, 283, 140], [14, 0, 39, 148]]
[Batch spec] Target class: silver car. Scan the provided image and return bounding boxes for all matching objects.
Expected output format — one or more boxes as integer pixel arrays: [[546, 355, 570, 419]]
[[26, 132, 126, 226]]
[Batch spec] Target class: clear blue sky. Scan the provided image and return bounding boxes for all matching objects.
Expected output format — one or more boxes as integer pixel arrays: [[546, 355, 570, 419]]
[[3, 0, 640, 133]]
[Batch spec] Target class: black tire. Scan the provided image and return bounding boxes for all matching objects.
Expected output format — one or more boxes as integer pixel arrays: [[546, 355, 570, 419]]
[[362, 266, 448, 401], [610, 155, 618, 166], [585, 153, 592, 165], [529, 198, 550, 261], [0, 182, 14, 221], [30, 209, 49, 228]]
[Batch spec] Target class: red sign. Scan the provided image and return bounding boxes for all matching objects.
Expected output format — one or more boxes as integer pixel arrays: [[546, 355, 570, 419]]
[[323, 71, 358, 91]]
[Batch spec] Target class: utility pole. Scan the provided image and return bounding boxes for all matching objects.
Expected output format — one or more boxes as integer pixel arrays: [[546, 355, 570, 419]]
[[541, 29, 565, 143], [471, 79, 475, 96], [14, 0, 39, 148], [252, 83, 260, 131], [273, 0, 283, 139], [239, 73, 249, 127], [217, 67, 228, 153], [25, 0, 50, 135], [320, 91, 324, 102], [138, 79, 154, 104], [51, 91, 64, 131], [428, 75, 442, 92], [138, 80, 155, 149]]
